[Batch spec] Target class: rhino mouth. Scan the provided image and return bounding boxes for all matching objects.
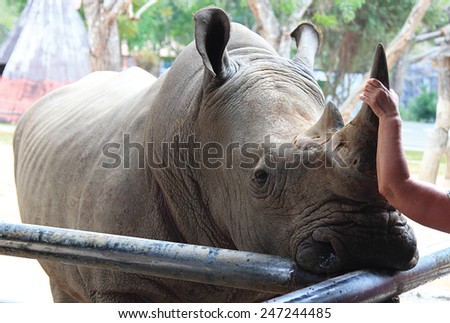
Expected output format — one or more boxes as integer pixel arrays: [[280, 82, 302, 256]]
[[295, 205, 419, 275]]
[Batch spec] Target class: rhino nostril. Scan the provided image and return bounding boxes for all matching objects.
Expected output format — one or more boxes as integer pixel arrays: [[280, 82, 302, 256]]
[[315, 241, 338, 271], [296, 240, 340, 274]]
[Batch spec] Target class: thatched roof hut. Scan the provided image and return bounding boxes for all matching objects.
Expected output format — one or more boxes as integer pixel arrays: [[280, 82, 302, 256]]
[[0, 0, 89, 123]]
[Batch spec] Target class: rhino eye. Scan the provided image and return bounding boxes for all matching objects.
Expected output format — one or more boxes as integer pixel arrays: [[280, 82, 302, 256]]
[[254, 169, 269, 185]]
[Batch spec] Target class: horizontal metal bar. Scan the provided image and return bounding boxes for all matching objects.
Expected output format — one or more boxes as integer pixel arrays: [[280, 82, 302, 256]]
[[266, 244, 450, 303], [0, 222, 324, 294], [3, 222, 450, 302]]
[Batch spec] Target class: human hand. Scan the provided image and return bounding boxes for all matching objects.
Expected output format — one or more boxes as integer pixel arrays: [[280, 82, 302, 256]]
[[359, 78, 400, 119]]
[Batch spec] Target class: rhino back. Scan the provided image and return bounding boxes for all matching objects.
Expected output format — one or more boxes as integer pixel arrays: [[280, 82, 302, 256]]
[[13, 67, 172, 239]]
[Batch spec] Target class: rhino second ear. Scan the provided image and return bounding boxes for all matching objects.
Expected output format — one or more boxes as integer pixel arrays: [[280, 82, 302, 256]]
[[194, 8, 231, 78], [290, 22, 321, 69]]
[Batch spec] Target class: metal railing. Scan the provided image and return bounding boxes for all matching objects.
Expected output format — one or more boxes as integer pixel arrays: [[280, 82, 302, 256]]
[[0, 222, 323, 294], [1, 221, 450, 302], [267, 245, 450, 302]]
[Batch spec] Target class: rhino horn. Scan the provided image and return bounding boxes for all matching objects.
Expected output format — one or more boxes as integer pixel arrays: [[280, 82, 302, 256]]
[[349, 43, 389, 132], [305, 100, 344, 140], [194, 8, 231, 77], [329, 44, 389, 200], [290, 22, 321, 69]]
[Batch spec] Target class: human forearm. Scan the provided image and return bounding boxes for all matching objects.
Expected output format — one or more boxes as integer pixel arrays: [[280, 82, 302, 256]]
[[376, 116, 410, 201], [377, 117, 450, 232], [360, 78, 450, 234], [390, 177, 450, 233], [358, 79, 410, 201]]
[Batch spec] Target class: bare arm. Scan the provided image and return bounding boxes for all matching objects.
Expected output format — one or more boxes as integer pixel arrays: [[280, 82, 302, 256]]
[[359, 79, 450, 233]]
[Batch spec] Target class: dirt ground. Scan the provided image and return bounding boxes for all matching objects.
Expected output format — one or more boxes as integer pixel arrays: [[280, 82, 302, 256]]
[[1, 124, 450, 303], [0, 129, 53, 302]]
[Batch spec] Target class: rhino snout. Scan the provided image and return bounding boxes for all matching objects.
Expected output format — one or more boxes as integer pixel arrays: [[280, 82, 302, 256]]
[[294, 208, 418, 275]]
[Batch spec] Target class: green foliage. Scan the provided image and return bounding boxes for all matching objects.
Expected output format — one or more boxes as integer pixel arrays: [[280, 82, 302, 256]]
[[6, 0, 27, 11], [118, 0, 449, 107], [0, 126, 13, 145], [423, 0, 450, 31], [271, 0, 301, 21], [404, 149, 446, 163], [310, 0, 423, 104], [124, 0, 253, 54], [405, 149, 446, 176], [314, 0, 418, 71], [118, 14, 139, 42], [132, 47, 159, 74], [335, 0, 365, 23], [3, 0, 449, 111], [399, 103, 410, 120], [0, 0, 25, 43], [312, 12, 338, 28], [404, 85, 437, 123]]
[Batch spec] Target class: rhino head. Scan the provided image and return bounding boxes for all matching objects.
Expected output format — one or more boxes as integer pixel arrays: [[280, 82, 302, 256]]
[[155, 8, 418, 277]]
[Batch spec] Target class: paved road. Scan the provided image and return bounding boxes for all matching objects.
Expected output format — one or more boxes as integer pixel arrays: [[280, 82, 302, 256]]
[[402, 121, 435, 151]]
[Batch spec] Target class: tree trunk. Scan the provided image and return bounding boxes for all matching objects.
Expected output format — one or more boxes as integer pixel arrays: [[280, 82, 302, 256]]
[[83, 0, 131, 72], [247, 0, 280, 50], [87, 18, 122, 71], [419, 53, 450, 182], [391, 44, 412, 99], [277, 28, 293, 58], [340, 0, 432, 122], [445, 141, 450, 180], [419, 126, 448, 183], [247, 0, 312, 58]]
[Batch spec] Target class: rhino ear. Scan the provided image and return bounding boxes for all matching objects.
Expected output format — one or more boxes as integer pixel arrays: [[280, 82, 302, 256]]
[[290, 22, 321, 69], [194, 8, 231, 78]]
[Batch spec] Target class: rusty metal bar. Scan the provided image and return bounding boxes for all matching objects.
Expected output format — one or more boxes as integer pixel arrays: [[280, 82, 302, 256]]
[[0, 222, 323, 294], [267, 244, 450, 303]]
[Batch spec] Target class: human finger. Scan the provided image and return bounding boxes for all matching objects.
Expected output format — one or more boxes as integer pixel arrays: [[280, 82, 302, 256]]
[[363, 81, 384, 95], [359, 90, 386, 117], [366, 78, 386, 90], [359, 93, 380, 111], [389, 89, 399, 104]]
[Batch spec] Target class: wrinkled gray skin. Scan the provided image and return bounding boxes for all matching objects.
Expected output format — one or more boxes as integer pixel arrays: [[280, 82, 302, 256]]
[[14, 8, 418, 302]]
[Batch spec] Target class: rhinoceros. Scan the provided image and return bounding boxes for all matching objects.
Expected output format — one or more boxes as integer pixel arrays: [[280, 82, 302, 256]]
[[14, 8, 418, 302]]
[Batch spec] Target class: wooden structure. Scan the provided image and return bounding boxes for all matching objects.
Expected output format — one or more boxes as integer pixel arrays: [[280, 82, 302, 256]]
[[0, 0, 89, 123]]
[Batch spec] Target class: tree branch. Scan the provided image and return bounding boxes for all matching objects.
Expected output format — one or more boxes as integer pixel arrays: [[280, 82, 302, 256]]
[[286, 0, 313, 33], [415, 22, 450, 43], [340, 0, 432, 122], [247, 0, 280, 49], [135, 0, 157, 19], [410, 47, 441, 63], [127, 0, 158, 21], [385, 0, 432, 69], [105, 0, 132, 24], [416, 30, 444, 43]]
